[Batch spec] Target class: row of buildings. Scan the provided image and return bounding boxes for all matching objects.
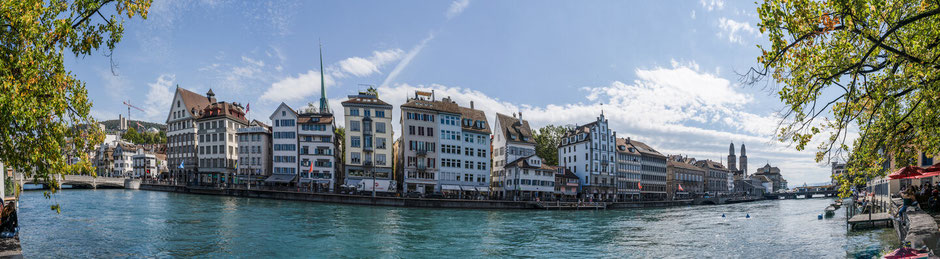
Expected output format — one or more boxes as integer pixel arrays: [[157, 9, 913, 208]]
[[92, 133, 168, 179], [156, 50, 787, 199]]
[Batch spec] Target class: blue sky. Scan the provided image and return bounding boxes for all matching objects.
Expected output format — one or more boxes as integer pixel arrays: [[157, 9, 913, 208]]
[[69, 0, 835, 185]]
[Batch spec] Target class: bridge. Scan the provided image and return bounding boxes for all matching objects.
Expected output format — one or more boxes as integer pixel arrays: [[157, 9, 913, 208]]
[[764, 189, 838, 199], [15, 174, 129, 189]]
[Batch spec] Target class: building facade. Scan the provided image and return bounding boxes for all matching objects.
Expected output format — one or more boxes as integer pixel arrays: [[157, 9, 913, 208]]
[[558, 112, 617, 201], [269, 103, 300, 184], [554, 167, 580, 200], [342, 88, 395, 193], [132, 152, 157, 178], [491, 113, 536, 199], [399, 91, 440, 193], [112, 143, 136, 178], [694, 159, 730, 195], [666, 156, 705, 200], [195, 92, 249, 186], [237, 120, 272, 185], [629, 140, 667, 201], [502, 155, 555, 200], [297, 103, 339, 192], [753, 163, 788, 192], [438, 102, 490, 195], [166, 87, 210, 184], [615, 137, 643, 201]]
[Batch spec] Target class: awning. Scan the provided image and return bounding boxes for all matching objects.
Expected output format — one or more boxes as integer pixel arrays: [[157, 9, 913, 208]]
[[459, 185, 476, 191], [475, 186, 490, 192], [265, 174, 295, 183], [441, 185, 461, 191]]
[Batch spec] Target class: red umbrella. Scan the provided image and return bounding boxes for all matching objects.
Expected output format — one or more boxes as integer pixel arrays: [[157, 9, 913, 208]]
[[889, 166, 925, 180], [882, 247, 928, 259]]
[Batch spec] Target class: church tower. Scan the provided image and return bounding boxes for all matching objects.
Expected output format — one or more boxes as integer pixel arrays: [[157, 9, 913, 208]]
[[727, 143, 737, 171], [740, 144, 748, 175]]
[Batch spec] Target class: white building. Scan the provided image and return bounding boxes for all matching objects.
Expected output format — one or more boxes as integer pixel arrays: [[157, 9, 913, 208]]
[[502, 154, 555, 200], [491, 113, 537, 199], [297, 103, 339, 192], [342, 88, 394, 193], [439, 102, 490, 196], [237, 120, 272, 185], [111, 143, 136, 177], [269, 103, 299, 185], [195, 92, 249, 186], [558, 112, 617, 201], [132, 152, 157, 178], [615, 137, 643, 201], [166, 87, 210, 184]]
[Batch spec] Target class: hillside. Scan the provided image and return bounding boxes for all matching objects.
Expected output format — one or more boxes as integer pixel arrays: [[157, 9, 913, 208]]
[[99, 119, 166, 132]]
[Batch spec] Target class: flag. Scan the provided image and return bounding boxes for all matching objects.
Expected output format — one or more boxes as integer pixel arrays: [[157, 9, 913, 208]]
[[246, 103, 250, 112], [308, 162, 313, 174], [234, 160, 238, 170], [178, 160, 184, 169], [638, 182, 643, 190], [678, 184, 684, 192]]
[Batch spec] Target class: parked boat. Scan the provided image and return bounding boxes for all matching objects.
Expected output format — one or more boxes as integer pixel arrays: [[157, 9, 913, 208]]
[[824, 206, 836, 217]]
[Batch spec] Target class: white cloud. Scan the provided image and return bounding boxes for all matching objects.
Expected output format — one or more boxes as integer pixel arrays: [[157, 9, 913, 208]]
[[717, 17, 757, 44], [691, 10, 696, 19], [337, 49, 405, 77], [260, 70, 335, 103], [143, 74, 176, 123], [382, 33, 435, 87], [446, 0, 470, 19], [700, 0, 725, 11], [99, 70, 128, 100]]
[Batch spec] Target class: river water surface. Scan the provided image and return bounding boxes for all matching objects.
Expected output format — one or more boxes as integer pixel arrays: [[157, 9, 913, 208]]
[[18, 189, 897, 258]]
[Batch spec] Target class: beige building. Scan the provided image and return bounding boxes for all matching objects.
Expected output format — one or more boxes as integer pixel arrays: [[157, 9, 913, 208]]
[[342, 88, 395, 193], [166, 87, 211, 184], [195, 90, 249, 186]]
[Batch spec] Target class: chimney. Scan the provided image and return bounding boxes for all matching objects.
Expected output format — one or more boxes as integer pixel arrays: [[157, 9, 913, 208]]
[[470, 101, 474, 109], [519, 112, 522, 120], [431, 90, 435, 101], [513, 112, 516, 118]]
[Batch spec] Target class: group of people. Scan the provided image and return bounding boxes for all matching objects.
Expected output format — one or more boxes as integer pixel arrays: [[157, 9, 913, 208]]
[[897, 183, 940, 218]]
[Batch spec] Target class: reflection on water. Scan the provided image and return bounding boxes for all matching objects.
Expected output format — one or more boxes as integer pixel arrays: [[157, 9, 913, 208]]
[[18, 190, 897, 258]]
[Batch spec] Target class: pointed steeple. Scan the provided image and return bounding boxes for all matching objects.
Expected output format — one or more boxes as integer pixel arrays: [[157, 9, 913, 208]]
[[318, 41, 330, 114]]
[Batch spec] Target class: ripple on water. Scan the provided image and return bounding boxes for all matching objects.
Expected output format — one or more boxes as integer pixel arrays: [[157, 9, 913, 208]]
[[17, 190, 898, 258]]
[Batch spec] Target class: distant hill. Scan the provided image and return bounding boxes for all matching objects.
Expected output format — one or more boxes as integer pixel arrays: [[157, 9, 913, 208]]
[[99, 119, 166, 132]]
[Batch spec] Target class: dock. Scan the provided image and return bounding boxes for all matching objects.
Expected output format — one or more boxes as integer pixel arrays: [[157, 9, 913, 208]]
[[848, 213, 893, 230], [531, 201, 607, 210]]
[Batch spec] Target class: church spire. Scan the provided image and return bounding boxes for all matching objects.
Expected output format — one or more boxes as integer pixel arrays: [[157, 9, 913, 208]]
[[318, 41, 330, 113]]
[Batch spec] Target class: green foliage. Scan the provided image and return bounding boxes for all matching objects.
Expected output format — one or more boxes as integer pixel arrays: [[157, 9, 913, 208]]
[[335, 126, 345, 163], [121, 127, 165, 144], [752, 0, 940, 197], [534, 125, 567, 166], [0, 0, 151, 209]]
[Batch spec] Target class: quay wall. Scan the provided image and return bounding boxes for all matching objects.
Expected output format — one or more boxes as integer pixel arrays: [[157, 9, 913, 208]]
[[890, 198, 940, 251], [141, 184, 732, 210]]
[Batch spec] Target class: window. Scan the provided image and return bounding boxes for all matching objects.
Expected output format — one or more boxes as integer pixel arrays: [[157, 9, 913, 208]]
[[350, 108, 359, 116], [376, 137, 387, 149], [351, 121, 360, 131], [376, 122, 386, 133], [351, 136, 361, 148], [409, 126, 415, 135], [376, 110, 385, 118], [351, 152, 361, 164], [364, 109, 371, 117]]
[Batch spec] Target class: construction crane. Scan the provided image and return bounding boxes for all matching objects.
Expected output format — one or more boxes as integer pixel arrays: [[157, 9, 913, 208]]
[[122, 100, 145, 130]]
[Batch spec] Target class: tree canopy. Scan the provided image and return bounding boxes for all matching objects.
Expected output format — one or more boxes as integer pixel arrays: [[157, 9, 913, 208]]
[[122, 127, 166, 145], [534, 125, 567, 166], [0, 0, 151, 211], [750, 0, 940, 196]]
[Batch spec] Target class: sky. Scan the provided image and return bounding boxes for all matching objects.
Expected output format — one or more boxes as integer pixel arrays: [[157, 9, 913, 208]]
[[68, 0, 838, 185]]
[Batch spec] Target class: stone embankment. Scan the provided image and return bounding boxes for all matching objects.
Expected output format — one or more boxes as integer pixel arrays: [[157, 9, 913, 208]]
[[141, 184, 698, 210], [891, 198, 940, 251]]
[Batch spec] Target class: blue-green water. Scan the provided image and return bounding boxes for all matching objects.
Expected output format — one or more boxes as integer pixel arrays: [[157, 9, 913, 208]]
[[18, 189, 896, 258]]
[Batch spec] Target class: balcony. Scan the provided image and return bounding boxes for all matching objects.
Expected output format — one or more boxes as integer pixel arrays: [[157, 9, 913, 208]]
[[417, 164, 427, 170], [600, 159, 610, 166], [363, 145, 373, 152], [416, 150, 427, 156]]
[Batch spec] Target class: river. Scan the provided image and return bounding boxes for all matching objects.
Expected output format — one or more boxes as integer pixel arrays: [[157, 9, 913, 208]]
[[17, 189, 897, 258]]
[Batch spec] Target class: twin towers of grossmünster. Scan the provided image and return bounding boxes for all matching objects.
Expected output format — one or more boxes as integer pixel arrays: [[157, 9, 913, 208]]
[[728, 143, 748, 178]]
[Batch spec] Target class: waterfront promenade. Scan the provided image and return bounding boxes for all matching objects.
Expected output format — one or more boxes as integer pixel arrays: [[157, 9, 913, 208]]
[[140, 183, 710, 210]]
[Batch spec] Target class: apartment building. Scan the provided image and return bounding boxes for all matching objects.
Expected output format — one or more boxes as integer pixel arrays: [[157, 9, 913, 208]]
[[195, 92, 249, 186], [166, 87, 211, 184], [237, 120, 272, 185], [558, 112, 617, 201], [615, 137, 642, 201], [297, 103, 340, 192], [491, 113, 537, 199], [342, 88, 395, 193], [269, 103, 299, 185]]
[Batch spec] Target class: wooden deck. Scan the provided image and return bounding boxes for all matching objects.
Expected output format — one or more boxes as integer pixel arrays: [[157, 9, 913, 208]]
[[848, 213, 893, 230], [532, 201, 607, 210]]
